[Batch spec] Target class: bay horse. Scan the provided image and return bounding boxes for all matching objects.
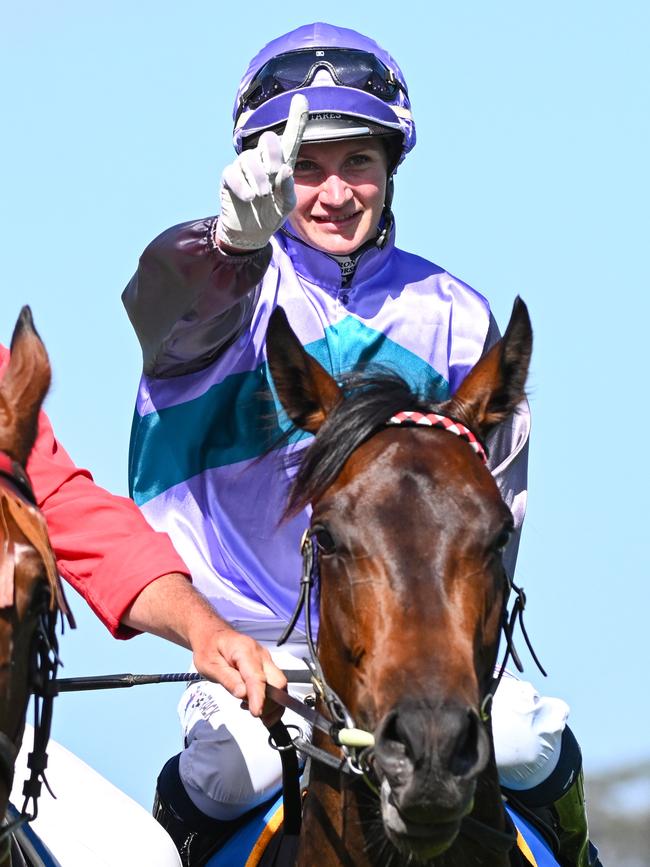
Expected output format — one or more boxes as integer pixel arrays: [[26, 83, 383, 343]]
[[266, 298, 534, 866], [0, 308, 71, 862]]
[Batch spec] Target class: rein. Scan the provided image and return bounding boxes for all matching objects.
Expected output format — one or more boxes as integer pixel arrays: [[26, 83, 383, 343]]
[[0, 450, 73, 847]]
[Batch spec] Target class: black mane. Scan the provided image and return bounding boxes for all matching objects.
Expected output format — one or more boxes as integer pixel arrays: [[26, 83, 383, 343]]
[[285, 369, 443, 516]]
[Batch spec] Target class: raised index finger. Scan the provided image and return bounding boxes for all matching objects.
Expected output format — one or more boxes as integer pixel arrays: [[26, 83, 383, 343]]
[[281, 94, 309, 169]]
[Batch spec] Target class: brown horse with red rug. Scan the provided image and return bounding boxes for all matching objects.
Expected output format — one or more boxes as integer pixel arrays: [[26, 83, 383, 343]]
[[0, 308, 71, 864]]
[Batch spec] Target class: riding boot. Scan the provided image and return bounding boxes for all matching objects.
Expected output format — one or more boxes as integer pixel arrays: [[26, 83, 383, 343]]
[[503, 727, 602, 867], [152, 753, 243, 867], [546, 769, 602, 867]]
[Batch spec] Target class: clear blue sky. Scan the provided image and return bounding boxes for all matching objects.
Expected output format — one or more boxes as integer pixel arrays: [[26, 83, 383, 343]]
[[1, 1, 648, 810]]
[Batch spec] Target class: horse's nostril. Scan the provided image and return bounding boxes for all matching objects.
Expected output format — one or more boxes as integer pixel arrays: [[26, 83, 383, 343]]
[[375, 710, 414, 786], [448, 708, 480, 778], [382, 710, 409, 755]]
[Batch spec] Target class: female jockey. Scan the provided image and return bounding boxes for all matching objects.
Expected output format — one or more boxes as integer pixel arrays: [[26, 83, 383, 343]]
[[123, 23, 599, 867]]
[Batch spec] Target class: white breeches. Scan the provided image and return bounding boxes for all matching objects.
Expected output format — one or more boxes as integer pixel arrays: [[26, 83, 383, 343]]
[[178, 643, 569, 820], [178, 642, 313, 821]]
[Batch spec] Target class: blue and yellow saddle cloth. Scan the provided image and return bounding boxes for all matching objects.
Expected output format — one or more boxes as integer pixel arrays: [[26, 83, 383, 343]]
[[207, 795, 284, 866], [505, 804, 560, 865], [206, 797, 559, 866]]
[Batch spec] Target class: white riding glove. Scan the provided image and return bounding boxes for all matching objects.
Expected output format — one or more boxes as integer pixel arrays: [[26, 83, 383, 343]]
[[216, 94, 309, 251]]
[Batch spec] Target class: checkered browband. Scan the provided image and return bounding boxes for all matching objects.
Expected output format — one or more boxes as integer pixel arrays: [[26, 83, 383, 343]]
[[386, 411, 488, 464]]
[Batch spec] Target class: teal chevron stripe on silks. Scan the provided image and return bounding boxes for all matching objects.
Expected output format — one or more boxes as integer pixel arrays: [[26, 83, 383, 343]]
[[129, 317, 450, 505], [128, 361, 304, 505]]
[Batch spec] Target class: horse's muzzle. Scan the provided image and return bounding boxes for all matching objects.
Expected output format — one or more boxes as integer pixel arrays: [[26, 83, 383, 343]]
[[372, 697, 490, 855]]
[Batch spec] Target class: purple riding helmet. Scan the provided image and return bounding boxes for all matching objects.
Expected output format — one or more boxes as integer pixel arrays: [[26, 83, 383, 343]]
[[232, 22, 415, 174]]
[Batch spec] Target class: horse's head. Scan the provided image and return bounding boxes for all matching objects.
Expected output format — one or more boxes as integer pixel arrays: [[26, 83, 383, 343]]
[[268, 299, 532, 861], [0, 308, 60, 821]]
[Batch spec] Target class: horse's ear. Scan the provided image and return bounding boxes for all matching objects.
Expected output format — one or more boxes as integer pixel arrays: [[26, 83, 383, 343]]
[[445, 297, 532, 436], [0, 306, 51, 466], [267, 307, 341, 433]]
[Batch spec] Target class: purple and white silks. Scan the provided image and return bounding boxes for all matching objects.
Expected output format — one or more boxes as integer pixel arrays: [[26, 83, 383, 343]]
[[129, 226, 529, 641]]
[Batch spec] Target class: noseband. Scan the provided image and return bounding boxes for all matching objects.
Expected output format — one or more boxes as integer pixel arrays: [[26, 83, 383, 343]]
[[0, 451, 72, 847]]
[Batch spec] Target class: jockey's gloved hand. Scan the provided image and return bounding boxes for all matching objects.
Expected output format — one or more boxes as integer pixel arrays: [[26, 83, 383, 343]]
[[216, 94, 309, 251]]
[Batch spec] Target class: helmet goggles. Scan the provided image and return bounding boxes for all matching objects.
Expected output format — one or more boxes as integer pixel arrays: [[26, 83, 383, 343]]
[[237, 48, 408, 120]]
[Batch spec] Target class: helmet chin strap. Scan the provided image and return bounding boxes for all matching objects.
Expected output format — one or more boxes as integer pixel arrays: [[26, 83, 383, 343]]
[[385, 175, 395, 210], [375, 176, 395, 249]]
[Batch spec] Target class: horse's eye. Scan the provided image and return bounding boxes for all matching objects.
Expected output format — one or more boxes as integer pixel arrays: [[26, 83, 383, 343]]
[[495, 528, 512, 552], [312, 526, 336, 555]]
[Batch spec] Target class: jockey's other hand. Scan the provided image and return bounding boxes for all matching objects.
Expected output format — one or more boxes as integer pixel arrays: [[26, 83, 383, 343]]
[[216, 94, 309, 252], [193, 626, 287, 726]]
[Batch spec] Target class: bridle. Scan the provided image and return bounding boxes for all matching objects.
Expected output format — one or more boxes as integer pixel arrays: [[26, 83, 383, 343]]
[[271, 411, 545, 855], [0, 451, 73, 851]]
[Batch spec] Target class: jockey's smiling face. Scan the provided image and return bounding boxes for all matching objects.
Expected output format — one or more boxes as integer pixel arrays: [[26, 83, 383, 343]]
[[288, 139, 388, 257]]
